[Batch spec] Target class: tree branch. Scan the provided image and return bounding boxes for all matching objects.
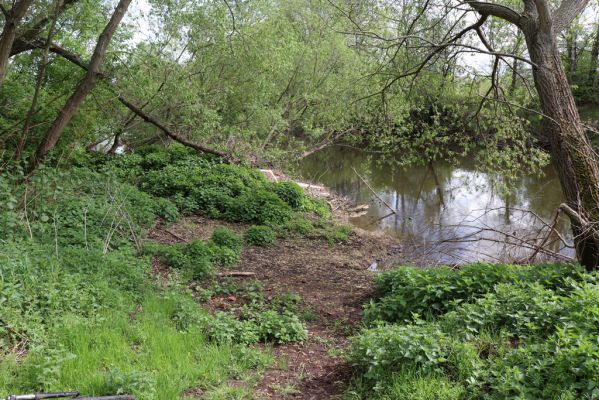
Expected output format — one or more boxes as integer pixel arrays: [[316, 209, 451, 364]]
[[116, 96, 228, 159], [553, 0, 591, 33], [463, 1, 522, 26], [532, 0, 552, 31]]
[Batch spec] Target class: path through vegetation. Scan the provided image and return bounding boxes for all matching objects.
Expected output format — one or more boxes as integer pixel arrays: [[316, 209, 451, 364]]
[[150, 216, 400, 399]]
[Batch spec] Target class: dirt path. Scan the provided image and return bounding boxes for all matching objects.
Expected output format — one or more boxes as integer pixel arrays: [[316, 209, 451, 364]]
[[150, 216, 400, 399]]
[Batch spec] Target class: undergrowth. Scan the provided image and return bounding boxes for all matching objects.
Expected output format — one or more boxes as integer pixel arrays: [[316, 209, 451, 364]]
[[0, 145, 335, 399], [348, 263, 599, 400]]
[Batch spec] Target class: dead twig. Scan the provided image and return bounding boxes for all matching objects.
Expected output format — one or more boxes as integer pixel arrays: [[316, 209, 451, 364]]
[[352, 167, 397, 215]]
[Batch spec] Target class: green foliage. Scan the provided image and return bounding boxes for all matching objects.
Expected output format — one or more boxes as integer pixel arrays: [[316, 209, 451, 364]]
[[112, 147, 311, 226], [153, 198, 181, 222], [351, 322, 449, 380], [319, 224, 352, 244], [484, 329, 599, 399], [145, 241, 213, 281], [350, 263, 599, 399], [244, 225, 276, 247], [271, 181, 306, 209], [347, 371, 466, 400], [225, 189, 293, 225], [202, 309, 308, 345], [365, 263, 588, 323], [211, 227, 243, 252], [0, 169, 269, 399]]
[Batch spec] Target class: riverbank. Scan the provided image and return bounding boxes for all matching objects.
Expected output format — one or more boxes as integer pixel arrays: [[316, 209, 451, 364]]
[[0, 145, 399, 399], [1, 146, 596, 400]]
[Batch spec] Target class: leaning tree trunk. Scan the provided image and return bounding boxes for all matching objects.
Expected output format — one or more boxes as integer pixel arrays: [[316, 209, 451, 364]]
[[28, 0, 132, 173], [526, 30, 599, 270], [0, 0, 35, 86]]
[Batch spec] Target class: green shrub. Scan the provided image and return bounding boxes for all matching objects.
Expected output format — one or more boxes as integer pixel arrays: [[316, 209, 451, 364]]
[[271, 181, 306, 209], [225, 189, 293, 225], [441, 283, 563, 340], [485, 330, 599, 399], [211, 227, 243, 252], [350, 263, 599, 400], [244, 225, 276, 247], [280, 217, 314, 236], [365, 263, 587, 323], [351, 322, 449, 381], [203, 309, 307, 345], [208, 242, 241, 267], [252, 310, 308, 344], [145, 241, 213, 281], [154, 198, 181, 222], [202, 312, 260, 345]]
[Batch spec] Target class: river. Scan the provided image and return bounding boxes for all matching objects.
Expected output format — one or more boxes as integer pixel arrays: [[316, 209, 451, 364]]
[[298, 146, 575, 265]]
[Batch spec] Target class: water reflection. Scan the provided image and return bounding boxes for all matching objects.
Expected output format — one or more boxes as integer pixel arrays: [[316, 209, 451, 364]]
[[299, 147, 574, 265]]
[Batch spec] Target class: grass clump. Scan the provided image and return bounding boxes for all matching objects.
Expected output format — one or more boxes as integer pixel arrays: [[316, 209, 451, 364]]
[[244, 225, 276, 247], [349, 263, 599, 399]]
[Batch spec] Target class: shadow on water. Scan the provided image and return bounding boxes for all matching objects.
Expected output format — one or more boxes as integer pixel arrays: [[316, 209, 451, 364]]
[[298, 146, 575, 266]]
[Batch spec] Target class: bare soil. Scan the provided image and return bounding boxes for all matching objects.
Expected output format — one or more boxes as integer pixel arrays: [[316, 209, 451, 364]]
[[149, 216, 401, 399]]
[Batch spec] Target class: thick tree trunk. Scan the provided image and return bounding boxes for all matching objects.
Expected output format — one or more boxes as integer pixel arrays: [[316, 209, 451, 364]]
[[0, 0, 35, 86], [526, 31, 599, 270], [28, 0, 132, 173]]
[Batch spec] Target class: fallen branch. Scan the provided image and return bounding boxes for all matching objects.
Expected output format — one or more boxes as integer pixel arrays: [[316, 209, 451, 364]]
[[217, 271, 256, 277], [117, 96, 229, 159], [352, 167, 397, 214], [559, 202, 599, 243], [528, 208, 561, 263]]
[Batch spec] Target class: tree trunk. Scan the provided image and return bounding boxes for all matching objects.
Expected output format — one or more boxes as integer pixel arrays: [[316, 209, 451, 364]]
[[0, 0, 35, 86], [15, 0, 64, 161], [526, 30, 599, 270], [28, 0, 132, 173]]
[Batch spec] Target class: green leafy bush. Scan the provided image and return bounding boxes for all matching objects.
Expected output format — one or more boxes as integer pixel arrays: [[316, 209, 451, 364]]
[[319, 224, 352, 244], [485, 329, 599, 399], [441, 283, 562, 339], [350, 263, 599, 399], [211, 227, 243, 252], [271, 181, 306, 209], [208, 242, 241, 267], [244, 225, 276, 247], [225, 189, 293, 225], [365, 263, 587, 323], [145, 241, 213, 281], [202, 309, 307, 345], [252, 310, 308, 343], [280, 217, 314, 237], [351, 322, 449, 380], [154, 198, 181, 222]]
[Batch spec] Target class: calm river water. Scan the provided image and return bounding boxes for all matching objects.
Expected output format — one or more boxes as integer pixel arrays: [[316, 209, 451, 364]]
[[299, 147, 574, 265]]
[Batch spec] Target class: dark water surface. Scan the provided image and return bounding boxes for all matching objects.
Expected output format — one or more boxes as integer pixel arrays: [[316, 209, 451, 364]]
[[299, 147, 574, 265]]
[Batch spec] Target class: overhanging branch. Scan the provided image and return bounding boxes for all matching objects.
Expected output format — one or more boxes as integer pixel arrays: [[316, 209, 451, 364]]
[[463, 1, 522, 26], [19, 40, 230, 160]]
